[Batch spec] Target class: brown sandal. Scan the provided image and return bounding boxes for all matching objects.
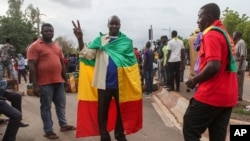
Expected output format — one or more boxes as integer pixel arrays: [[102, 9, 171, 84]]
[[60, 125, 76, 131], [44, 131, 59, 139]]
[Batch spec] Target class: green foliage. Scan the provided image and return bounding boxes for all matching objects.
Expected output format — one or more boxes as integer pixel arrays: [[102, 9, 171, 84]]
[[222, 7, 250, 50], [0, 0, 38, 55], [183, 39, 189, 49], [178, 36, 189, 48], [55, 36, 77, 55], [233, 108, 250, 116], [232, 101, 250, 116]]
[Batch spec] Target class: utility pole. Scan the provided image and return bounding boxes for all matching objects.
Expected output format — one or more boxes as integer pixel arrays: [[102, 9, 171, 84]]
[[148, 25, 153, 41], [37, 12, 40, 38], [37, 12, 46, 38]]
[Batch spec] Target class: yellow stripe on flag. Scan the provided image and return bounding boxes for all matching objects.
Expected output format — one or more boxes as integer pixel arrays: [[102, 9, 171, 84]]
[[77, 62, 98, 101], [118, 64, 142, 102]]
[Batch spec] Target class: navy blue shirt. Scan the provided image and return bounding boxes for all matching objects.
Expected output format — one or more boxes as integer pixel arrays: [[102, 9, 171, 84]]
[[143, 49, 154, 71], [106, 37, 118, 89]]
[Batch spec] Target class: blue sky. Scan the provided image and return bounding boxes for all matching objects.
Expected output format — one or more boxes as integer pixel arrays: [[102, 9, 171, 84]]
[[1, 0, 250, 48]]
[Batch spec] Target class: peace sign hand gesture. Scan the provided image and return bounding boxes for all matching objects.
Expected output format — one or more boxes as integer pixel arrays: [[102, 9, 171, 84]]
[[72, 20, 83, 40]]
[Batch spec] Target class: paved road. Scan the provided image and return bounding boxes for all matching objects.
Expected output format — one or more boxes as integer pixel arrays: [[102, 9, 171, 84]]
[[0, 86, 184, 141]]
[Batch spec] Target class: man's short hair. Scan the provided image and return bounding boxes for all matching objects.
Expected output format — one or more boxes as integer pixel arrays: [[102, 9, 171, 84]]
[[201, 3, 220, 20], [172, 30, 178, 37], [235, 31, 242, 38], [41, 23, 53, 32], [161, 35, 168, 41]]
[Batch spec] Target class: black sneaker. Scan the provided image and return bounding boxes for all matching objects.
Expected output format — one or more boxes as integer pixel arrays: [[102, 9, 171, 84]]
[[19, 122, 29, 127]]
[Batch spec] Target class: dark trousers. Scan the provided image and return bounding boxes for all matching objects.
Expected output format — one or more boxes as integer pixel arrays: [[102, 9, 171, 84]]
[[18, 69, 27, 84], [164, 65, 170, 87], [183, 98, 232, 141], [144, 69, 153, 94], [0, 90, 22, 141], [168, 61, 180, 90], [152, 68, 157, 79], [98, 89, 126, 141], [68, 65, 76, 73]]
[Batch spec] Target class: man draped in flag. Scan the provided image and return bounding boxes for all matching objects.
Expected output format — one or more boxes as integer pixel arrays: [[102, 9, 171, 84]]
[[72, 15, 142, 141]]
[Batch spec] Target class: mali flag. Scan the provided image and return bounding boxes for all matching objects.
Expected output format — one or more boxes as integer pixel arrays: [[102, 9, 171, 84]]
[[76, 32, 142, 138]]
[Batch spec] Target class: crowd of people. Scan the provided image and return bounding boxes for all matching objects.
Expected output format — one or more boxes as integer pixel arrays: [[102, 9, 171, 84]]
[[0, 2, 248, 141], [137, 30, 186, 96]]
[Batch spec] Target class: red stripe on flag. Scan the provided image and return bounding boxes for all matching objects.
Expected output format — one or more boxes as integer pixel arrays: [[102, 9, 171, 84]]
[[76, 100, 116, 138], [76, 99, 142, 138], [121, 99, 143, 134]]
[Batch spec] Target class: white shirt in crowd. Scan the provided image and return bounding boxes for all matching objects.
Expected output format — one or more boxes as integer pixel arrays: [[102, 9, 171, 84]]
[[167, 38, 184, 62]]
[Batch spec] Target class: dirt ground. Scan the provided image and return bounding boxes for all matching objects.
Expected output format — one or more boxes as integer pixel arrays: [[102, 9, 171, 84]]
[[178, 83, 250, 122]]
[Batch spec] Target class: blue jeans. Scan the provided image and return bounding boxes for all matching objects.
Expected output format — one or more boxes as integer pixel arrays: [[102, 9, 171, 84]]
[[39, 83, 67, 133], [144, 69, 153, 94]]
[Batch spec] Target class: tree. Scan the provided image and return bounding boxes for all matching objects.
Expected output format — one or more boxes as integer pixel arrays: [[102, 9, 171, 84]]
[[222, 7, 250, 74], [222, 7, 250, 49], [0, 0, 38, 54], [55, 36, 77, 55], [178, 36, 189, 49]]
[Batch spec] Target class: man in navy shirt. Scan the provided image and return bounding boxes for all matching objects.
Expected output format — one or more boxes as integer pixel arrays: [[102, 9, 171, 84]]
[[143, 41, 154, 96]]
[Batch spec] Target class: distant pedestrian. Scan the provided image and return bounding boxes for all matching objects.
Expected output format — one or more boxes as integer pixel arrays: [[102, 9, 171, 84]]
[[161, 35, 170, 87], [188, 28, 200, 77], [233, 30, 247, 101], [134, 47, 140, 62], [0, 38, 15, 79], [17, 53, 27, 84], [67, 54, 77, 73], [186, 31, 202, 92], [184, 3, 238, 141], [143, 41, 154, 96], [156, 40, 164, 82], [167, 30, 185, 91]]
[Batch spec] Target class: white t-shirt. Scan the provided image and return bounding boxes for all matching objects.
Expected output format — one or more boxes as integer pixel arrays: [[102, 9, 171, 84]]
[[167, 38, 184, 62]]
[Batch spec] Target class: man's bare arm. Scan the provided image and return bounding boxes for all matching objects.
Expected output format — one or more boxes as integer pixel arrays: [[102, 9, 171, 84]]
[[28, 60, 38, 87], [72, 20, 84, 51]]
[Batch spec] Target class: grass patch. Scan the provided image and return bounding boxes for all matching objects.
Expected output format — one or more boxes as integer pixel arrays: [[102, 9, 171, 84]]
[[232, 101, 250, 116], [232, 107, 250, 115]]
